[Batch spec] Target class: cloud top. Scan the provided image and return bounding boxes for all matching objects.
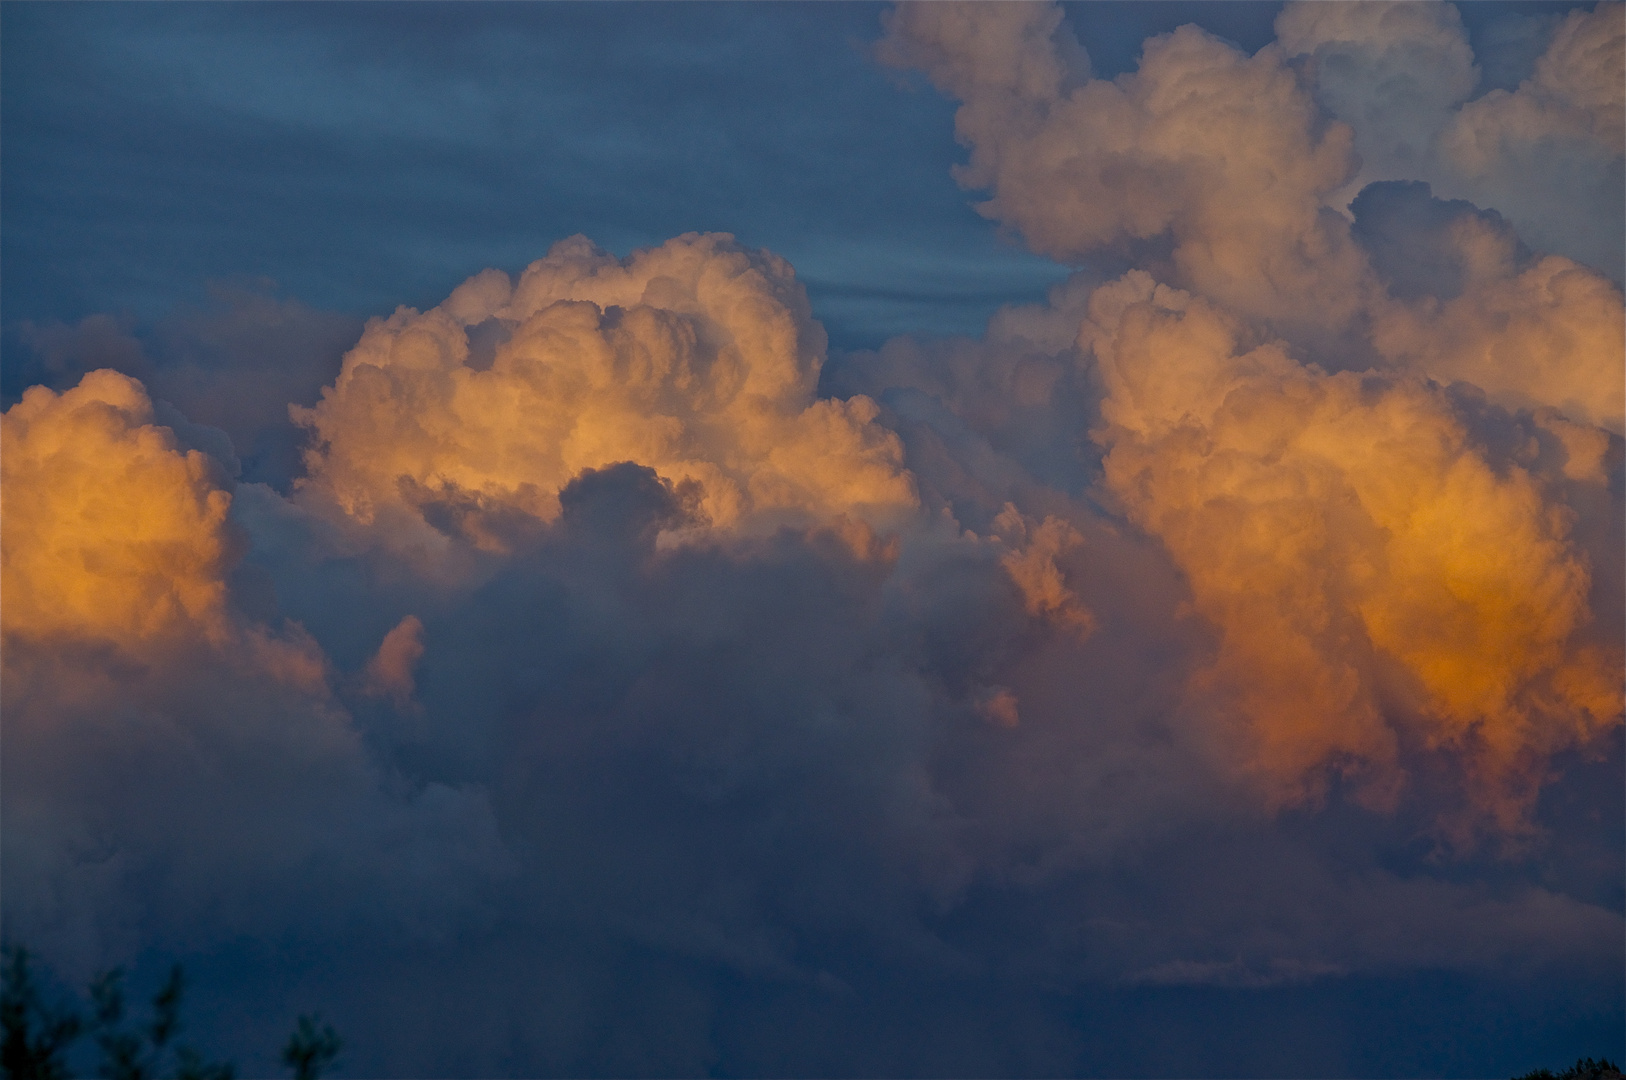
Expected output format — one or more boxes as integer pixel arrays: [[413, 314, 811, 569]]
[[2, 370, 237, 646], [294, 233, 917, 559]]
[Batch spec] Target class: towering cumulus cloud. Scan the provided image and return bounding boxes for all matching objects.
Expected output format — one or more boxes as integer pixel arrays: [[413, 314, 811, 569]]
[[2, 3, 1621, 1075], [879, 0, 1625, 428], [878, 2, 1376, 334], [1085, 272, 1616, 826], [293, 233, 916, 559], [878, 0, 1624, 835]]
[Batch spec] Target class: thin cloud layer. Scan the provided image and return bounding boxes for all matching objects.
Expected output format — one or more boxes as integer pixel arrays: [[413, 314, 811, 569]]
[[3, 2, 1621, 1075]]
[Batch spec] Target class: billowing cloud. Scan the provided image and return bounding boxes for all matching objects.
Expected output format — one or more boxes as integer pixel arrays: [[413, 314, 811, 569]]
[[880, 1, 1625, 434], [292, 233, 917, 565], [1360, 183, 1626, 433], [877, 0, 1622, 836], [1084, 271, 1617, 829], [1281, 0, 1625, 280], [1274, 1, 1481, 196], [1, 370, 238, 646], [1, 369, 508, 978], [878, 2, 1376, 336], [16, 285, 362, 490], [2, 3, 1621, 1075]]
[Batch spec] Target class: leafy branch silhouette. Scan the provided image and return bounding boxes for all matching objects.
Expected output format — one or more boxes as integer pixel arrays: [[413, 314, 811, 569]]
[[2, 945, 339, 1080]]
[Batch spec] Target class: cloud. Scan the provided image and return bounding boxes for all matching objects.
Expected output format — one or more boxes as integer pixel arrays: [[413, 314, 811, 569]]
[[989, 504, 1093, 636], [878, 0, 1622, 835], [292, 234, 917, 569], [1358, 182, 1625, 434], [2, 4, 1622, 1074], [1083, 271, 1618, 830], [1280, 0, 1625, 281], [878, 2, 1377, 337], [1, 370, 238, 646], [13, 285, 362, 489], [1275, 1, 1480, 196], [881, 1, 1625, 434], [1, 369, 510, 979], [360, 614, 425, 707]]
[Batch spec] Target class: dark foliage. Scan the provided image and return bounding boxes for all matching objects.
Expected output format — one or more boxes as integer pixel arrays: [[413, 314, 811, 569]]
[[1, 945, 331, 1080], [87, 965, 234, 1080], [281, 1016, 341, 1080], [1514, 1058, 1625, 1080], [1, 947, 82, 1080]]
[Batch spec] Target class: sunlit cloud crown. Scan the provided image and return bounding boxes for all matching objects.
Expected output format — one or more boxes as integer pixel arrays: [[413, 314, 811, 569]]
[[1, 371, 236, 646], [293, 233, 917, 553]]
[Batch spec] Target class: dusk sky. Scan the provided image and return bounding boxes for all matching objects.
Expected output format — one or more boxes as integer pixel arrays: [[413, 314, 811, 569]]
[[2, 2, 1622, 1077]]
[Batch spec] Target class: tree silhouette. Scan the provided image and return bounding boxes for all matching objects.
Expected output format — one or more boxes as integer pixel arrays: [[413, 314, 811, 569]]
[[1514, 1058, 1624, 1080], [1, 944, 334, 1080], [87, 965, 233, 1080], [280, 1016, 341, 1080], [1, 947, 81, 1080]]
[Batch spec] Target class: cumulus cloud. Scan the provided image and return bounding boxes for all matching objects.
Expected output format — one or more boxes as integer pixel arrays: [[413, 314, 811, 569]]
[[361, 614, 426, 707], [988, 504, 1093, 636], [880, 1, 1625, 434], [878, 2, 1378, 338], [1274, 1, 1480, 198], [877, 0, 1621, 833], [292, 233, 917, 568], [1084, 271, 1617, 829], [15, 285, 362, 489], [3, 3, 1622, 1074], [2, 370, 238, 646], [1281, 0, 1625, 280], [1, 370, 508, 978], [1358, 182, 1626, 433], [1439, 1, 1625, 265]]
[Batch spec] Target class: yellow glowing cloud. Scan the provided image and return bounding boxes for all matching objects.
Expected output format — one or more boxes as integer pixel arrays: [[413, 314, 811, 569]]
[[1086, 272, 1621, 822], [1, 370, 236, 646], [294, 234, 917, 548], [1, 369, 348, 707]]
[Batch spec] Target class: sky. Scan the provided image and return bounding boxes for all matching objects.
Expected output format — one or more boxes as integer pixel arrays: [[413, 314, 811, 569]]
[[1, 2, 1622, 1077]]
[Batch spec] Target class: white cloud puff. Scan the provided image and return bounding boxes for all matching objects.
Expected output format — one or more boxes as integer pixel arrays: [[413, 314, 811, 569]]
[[293, 233, 917, 562], [880, 2, 1376, 334]]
